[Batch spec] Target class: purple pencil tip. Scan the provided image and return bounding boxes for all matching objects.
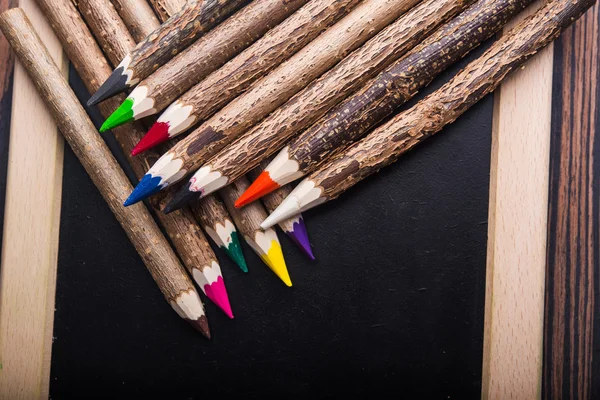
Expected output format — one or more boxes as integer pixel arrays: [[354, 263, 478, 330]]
[[286, 216, 315, 260]]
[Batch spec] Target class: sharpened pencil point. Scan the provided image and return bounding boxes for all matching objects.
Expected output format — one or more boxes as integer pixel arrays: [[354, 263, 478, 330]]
[[203, 275, 234, 319], [260, 238, 292, 287], [286, 216, 314, 260], [236, 171, 279, 207], [133, 121, 171, 155], [100, 98, 135, 132], [88, 65, 130, 106], [163, 181, 202, 214], [187, 315, 211, 339], [124, 173, 164, 206], [226, 231, 248, 272]]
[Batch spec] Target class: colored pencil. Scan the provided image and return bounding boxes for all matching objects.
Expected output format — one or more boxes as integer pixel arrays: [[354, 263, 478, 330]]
[[220, 177, 292, 287], [239, 0, 535, 205], [190, 195, 248, 272], [169, 0, 475, 203], [45, 0, 233, 318], [101, 0, 310, 133], [246, 160, 314, 259], [0, 8, 210, 337], [148, 0, 186, 21], [110, 0, 161, 41], [130, 0, 361, 150], [87, 0, 248, 106], [261, 0, 595, 229], [125, 0, 422, 206]]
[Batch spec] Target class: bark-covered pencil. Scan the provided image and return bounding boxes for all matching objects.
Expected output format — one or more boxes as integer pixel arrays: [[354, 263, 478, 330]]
[[190, 196, 248, 272], [239, 0, 534, 205], [167, 0, 475, 204], [126, 0, 361, 148], [125, 0, 422, 206], [0, 8, 211, 336], [262, 0, 596, 228], [88, 0, 249, 105], [101, 0, 311, 133], [221, 177, 292, 287], [148, 0, 185, 21], [247, 160, 314, 260], [44, 0, 233, 317], [110, 0, 161, 41]]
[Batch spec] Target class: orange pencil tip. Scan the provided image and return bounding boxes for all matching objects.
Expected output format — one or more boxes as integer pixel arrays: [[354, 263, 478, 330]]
[[235, 171, 280, 208]]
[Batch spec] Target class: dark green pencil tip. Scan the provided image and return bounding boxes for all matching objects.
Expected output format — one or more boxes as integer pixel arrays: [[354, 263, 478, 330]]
[[224, 231, 247, 272]]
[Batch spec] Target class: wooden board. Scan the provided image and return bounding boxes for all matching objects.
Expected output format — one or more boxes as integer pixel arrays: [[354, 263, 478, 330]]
[[0, 0, 65, 398], [482, 2, 553, 398], [543, 4, 599, 399]]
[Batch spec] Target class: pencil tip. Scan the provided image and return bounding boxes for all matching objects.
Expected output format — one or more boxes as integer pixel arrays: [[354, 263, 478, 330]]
[[254, 231, 292, 287], [187, 315, 211, 339], [236, 171, 279, 207], [87, 65, 130, 106], [124, 173, 163, 206], [286, 216, 315, 260], [202, 275, 234, 319], [163, 181, 201, 214], [225, 231, 248, 272], [132, 121, 171, 155], [101, 98, 135, 132]]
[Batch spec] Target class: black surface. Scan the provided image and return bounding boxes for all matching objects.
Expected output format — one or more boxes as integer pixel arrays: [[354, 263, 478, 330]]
[[48, 41, 493, 399]]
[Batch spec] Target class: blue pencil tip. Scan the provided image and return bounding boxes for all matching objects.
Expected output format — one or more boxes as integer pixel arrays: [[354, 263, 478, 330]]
[[124, 173, 164, 206]]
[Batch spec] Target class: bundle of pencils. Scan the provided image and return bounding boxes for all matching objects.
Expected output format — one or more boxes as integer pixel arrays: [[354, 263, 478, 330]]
[[0, 0, 593, 339]]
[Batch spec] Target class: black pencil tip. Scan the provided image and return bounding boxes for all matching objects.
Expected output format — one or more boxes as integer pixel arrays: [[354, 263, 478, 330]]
[[87, 66, 130, 106], [163, 182, 202, 214]]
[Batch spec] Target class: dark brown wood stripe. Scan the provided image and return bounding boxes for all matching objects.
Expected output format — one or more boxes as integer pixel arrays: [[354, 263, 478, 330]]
[[543, 4, 599, 399]]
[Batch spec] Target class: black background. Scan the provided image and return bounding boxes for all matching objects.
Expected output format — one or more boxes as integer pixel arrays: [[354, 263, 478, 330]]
[[47, 41, 493, 398]]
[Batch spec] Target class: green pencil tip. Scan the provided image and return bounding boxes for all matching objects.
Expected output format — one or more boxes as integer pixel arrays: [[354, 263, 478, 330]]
[[100, 97, 135, 132], [224, 231, 248, 272]]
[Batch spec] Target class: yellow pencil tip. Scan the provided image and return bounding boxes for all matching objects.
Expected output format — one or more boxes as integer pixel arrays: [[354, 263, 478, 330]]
[[261, 240, 292, 287]]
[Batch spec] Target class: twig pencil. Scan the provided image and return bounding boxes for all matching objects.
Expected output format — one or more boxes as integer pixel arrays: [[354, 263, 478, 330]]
[[167, 0, 475, 205], [246, 160, 314, 260], [102, 0, 311, 133], [240, 0, 534, 204], [0, 8, 210, 337], [148, 0, 185, 21], [127, 0, 361, 147], [42, 0, 233, 317], [88, 0, 249, 105], [125, 0, 422, 205], [220, 177, 292, 287], [110, 0, 161, 41], [190, 196, 248, 272], [262, 0, 596, 228]]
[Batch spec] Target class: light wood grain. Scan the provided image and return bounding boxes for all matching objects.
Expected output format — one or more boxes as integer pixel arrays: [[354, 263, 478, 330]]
[[482, 2, 553, 398], [0, 0, 64, 398]]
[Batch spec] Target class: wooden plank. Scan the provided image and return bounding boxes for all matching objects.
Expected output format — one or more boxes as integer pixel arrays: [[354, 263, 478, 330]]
[[0, 0, 66, 398], [481, 2, 553, 399], [542, 4, 599, 399]]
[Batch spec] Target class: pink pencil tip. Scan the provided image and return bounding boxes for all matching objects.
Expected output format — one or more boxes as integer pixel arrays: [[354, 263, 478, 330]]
[[204, 276, 233, 319]]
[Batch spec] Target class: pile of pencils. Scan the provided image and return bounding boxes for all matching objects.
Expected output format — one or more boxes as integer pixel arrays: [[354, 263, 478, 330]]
[[0, 0, 593, 338]]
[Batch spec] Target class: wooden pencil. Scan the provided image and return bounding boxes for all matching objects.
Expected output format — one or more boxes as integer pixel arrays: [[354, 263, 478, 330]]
[[110, 0, 161, 41], [87, 0, 249, 105], [41, 0, 233, 317], [0, 8, 211, 337], [147, 0, 185, 21], [168, 0, 475, 204], [239, 0, 535, 205], [101, 0, 311, 133], [124, 0, 361, 147], [190, 195, 248, 272], [247, 160, 314, 260], [220, 177, 292, 287], [261, 0, 596, 229], [125, 0, 422, 206]]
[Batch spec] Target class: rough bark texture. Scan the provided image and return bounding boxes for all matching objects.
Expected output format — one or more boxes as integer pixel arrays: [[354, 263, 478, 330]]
[[125, 0, 249, 83], [41, 0, 219, 278], [171, 0, 421, 174], [141, 0, 309, 114], [312, 0, 596, 200], [289, 0, 534, 174], [0, 8, 196, 303], [110, 0, 160, 41], [74, 0, 137, 67], [177, 0, 361, 125], [205, 0, 474, 182], [219, 176, 268, 242], [191, 194, 234, 236], [148, 0, 185, 21]]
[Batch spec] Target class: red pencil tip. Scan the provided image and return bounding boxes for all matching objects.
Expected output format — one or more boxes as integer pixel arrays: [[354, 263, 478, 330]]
[[132, 122, 170, 156], [235, 171, 280, 208]]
